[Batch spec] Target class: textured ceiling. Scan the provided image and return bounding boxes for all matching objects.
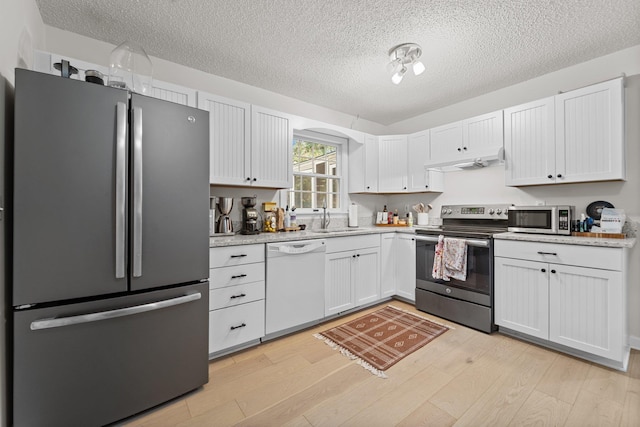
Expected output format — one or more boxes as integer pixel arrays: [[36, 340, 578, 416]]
[[35, 0, 640, 126]]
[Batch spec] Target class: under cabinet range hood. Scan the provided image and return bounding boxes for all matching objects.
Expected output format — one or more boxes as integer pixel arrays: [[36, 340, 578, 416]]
[[426, 147, 504, 171]]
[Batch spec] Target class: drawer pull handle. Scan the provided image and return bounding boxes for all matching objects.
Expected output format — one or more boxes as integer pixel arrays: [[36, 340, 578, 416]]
[[231, 274, 247, 279], [537, 251, 557, 256], [230, 323, 246, 330], [541, 268, 546, 273], [230, 293, 246, 299], [230, 254, 247, 258], [551, 269, 556, 274]]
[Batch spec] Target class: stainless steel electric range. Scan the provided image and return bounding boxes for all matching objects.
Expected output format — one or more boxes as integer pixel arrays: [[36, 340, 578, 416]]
[[414, 204, 511, 333]]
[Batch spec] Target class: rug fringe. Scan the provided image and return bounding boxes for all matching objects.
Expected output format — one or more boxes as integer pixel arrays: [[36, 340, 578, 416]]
[[387, 305, 455, 330], [313, 333, 388, 378]]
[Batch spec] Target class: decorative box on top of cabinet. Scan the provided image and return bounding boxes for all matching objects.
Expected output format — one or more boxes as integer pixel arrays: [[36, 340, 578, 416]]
[[504, 78, 624, 186], [208, 244, 265, 356], [494, 239, 629, 370]]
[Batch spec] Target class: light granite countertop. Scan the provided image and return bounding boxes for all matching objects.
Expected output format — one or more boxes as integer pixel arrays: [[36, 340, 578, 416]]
[[494, 232, 636, 248], [209, 226, 415, 247]]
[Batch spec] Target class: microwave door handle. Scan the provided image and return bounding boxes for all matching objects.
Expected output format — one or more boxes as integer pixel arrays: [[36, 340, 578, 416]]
[[115, 102, 127, 279], [133, 106, 143, 278]]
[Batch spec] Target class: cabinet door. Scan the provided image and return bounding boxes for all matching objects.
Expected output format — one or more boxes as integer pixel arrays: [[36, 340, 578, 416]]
[[197, 92, 250, 185], [549, 264, 623, 360], [348, 134, 378, 193], [407, 131, 429, 192], [395, 234, 416, 302], [494, 257, 549, 339], [378, 135, 408, 192], [354, 248, 380, 306], [325, 252, 354, 316], [379, 234, 396, 298], [364, 134, 379, 192], [425, 169, 444, 193], [504, 97, 556, 186], [251, 106, 293, 188], [429, 121, 463, 164], [555, 78, 624, 183], [463, 110, 503, 157], [151, 80, 197, 107]]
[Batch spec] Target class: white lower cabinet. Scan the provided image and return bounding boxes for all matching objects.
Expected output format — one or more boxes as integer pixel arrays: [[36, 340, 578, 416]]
[[325, 235, 380, 316], [380, 233, 416, 302], [495, 239, 628, 369], [208, 244, 265, 355], [395, 234, 417, 301]]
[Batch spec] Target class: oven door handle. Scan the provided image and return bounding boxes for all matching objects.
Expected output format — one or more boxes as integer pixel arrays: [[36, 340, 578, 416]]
[[414, 235, 490, 248]]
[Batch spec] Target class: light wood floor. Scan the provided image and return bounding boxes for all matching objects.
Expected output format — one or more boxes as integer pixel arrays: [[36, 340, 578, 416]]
[[122, 300, 640, 427]]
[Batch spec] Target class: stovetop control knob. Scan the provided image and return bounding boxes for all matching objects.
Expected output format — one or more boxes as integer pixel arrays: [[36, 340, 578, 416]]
[[496, 208, 502, 215], [446, 208, 452, 215], [488, 209, 495, 215]]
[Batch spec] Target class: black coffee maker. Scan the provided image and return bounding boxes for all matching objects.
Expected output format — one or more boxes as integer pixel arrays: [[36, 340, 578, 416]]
[[240, 196, 260, 235]]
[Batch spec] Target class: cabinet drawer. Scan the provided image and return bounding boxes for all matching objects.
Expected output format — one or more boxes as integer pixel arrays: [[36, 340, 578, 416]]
[[494, 240, 622, 271], [210, 281, 265, 310], [325, 234, 380, 253], [209, 244, 264, 268], [208, 300, 265, 354], [209, 262, 265, 289]]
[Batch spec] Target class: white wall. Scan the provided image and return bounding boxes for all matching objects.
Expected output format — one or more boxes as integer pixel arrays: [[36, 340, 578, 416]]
[[0, 1, 45, 425]]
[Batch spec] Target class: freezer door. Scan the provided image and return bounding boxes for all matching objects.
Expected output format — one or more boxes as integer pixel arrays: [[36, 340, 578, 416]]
[[13, 70, 129, 305], [129, 94, 209, 290], [12, 282, 209, 427]]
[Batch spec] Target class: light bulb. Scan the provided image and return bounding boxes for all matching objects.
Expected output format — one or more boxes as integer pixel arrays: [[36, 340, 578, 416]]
[[391, 66, 407, 84], [413, 60, 425, 76]]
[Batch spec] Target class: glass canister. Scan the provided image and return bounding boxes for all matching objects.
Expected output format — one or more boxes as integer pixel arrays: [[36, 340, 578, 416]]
[[264, 211, 277, 232], [108, 41, 153, 95]]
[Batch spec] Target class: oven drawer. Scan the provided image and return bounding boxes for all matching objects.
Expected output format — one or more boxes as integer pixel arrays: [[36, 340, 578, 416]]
[[494, 240, 622, 271]]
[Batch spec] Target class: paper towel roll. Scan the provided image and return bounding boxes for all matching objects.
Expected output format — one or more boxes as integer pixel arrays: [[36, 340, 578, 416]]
[[348, 203, 358, 227]]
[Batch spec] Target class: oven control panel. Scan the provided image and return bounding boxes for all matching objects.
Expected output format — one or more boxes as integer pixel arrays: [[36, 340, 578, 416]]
[[441, 204, 512, 219]]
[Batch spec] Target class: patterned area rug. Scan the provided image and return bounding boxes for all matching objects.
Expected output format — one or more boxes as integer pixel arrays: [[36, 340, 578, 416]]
[[315, 305, 449, 378]]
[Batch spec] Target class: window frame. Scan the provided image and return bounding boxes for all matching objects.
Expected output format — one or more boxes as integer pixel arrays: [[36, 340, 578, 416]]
[[283, 129, 348, 215]]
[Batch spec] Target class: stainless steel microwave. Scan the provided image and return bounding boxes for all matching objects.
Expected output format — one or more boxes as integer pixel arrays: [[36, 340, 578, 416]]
[[507, 205, 575, 235]]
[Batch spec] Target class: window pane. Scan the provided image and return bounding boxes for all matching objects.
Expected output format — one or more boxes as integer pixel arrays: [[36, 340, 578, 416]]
[[331, 193, 339, 209], [316, 177, 327, 193], [291, 135, 341, 210]]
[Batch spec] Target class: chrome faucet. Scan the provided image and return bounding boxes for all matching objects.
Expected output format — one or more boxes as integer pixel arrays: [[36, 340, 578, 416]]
[[320, 199, 331, 229]]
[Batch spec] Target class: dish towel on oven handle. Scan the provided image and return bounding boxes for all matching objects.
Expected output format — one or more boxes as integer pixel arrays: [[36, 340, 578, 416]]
[[432, 235, 468, 281]]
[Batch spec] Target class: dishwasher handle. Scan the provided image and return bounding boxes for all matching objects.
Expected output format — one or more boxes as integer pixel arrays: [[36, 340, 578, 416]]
[[268, 240, 326, 254]]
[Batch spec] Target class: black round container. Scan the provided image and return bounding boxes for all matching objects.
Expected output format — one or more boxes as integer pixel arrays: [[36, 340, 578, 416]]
[[85, 70, 104, 85]]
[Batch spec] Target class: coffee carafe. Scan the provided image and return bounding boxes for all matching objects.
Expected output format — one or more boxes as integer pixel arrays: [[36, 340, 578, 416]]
[[215, 197, 234, 234], [241, 196, 260, 235]]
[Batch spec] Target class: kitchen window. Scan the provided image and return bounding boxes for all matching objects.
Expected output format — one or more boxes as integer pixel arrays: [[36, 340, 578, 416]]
[[287, 130, 346, 213]]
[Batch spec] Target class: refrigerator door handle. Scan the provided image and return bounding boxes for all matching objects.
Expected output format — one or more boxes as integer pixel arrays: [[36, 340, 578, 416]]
[[133, 105, 143, 277], [30, 292, 202, 330], [115, 102, 127, 279]]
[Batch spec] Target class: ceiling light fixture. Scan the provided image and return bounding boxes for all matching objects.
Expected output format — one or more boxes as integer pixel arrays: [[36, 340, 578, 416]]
[[388, 43, 425, 84]]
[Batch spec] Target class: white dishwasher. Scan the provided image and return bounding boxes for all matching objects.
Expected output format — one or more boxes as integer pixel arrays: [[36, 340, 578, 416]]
[[265, 239, 326, 336]]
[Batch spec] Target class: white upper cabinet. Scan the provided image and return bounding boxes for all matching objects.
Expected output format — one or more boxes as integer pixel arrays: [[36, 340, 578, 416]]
[[348, 134, 378, 193], [197, 92, 251, 185], [555, 78, 625, 184], [428, 110, 503, 166], [198, 95, 292, 188], [504, 97, 556, 186], [250, 106, 293, 189], [407, 131, 444, 193], [505, 78, 625, 186], [378, 135, 408, 192], [429, 121, 463, 164]]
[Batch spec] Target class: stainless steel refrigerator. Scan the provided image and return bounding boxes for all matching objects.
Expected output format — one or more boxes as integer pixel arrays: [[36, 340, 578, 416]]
[[10, 69, 210, 426]]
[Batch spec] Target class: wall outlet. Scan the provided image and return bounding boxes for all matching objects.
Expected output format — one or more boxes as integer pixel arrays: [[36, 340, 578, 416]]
[[535, 200, 546, 206]]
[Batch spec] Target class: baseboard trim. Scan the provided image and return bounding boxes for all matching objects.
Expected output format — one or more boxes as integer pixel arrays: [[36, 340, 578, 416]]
[[630, 335, 640, 350]]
